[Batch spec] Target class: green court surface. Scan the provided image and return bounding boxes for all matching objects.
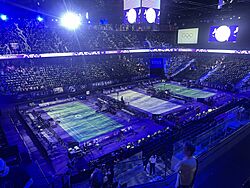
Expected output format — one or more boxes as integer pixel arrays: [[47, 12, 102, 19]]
[[43, 101, 123, 142], [154, 83, 216, 98]]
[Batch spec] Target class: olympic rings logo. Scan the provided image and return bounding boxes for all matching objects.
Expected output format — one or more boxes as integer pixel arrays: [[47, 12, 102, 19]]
[[181, 33, 193, 39]]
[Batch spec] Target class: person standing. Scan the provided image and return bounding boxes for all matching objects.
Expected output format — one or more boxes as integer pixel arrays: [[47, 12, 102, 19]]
[[143, 156, 148, 172], [175, 142, 198, 188], [12, 166, 33, 188], [62, 170, 71, 188], [0, 158, 10, 188], [121, 96, 125, 105], [0, 158, 9, 178], [149, 155, 157, 175], [90, 166, 104, 188]]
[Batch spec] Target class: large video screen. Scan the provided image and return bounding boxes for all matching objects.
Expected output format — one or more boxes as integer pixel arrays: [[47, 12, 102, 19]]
[[124, 0, 141, 10], [124, 8, 141, 24], [208, 25, 239, 43], [123, 0, 160, 24], [141, 0, 160, 24], [141, 8, 160, 24], [177, 28, 199, 44]]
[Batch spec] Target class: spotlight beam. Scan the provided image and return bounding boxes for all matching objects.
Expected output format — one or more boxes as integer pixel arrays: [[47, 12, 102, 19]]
[[60, 12, 82, 30]]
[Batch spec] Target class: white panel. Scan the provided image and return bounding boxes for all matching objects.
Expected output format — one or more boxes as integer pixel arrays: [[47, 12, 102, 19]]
[[142, 0, 160, 9], [178, 28, 199, 44], [124, 0, 141, 10]]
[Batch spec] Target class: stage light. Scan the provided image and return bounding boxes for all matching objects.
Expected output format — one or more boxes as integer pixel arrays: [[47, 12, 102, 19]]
[[60, 12, 82, 30], [0, 14, 8, 21], [37, 16, 44, 22]]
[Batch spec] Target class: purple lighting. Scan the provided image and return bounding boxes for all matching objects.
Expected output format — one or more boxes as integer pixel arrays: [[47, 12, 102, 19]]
[[1, 48, 250, 61]]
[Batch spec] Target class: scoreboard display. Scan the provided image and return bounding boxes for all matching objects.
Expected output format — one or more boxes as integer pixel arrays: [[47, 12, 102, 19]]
[[124, 0, 160, 24]]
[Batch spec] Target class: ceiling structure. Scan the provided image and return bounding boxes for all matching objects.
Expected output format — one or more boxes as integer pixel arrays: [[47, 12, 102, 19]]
[[0, 0, 250, 24], [161, 0, 250, 24], [0, 0, 123, 23]]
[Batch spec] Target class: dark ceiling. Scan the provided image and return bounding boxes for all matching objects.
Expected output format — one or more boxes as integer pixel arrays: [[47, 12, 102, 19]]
[[0, 0, 123, 23], [0, 0, 249, 24], [161, 0, 250, 24]]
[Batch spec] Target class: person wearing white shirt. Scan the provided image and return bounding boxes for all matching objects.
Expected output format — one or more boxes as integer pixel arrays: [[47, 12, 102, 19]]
[[175, 143, 198, 188], [149, 155, 157, 175]]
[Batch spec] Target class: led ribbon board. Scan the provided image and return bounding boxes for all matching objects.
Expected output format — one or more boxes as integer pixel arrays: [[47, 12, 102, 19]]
[[1, 48, 250, 61]]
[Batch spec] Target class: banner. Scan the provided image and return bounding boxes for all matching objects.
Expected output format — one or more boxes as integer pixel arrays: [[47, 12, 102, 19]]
[[53, 87, 64, 94]]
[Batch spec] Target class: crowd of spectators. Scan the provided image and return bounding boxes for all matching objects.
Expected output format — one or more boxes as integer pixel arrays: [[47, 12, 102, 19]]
[[203, 56, 250, 91], [0, 19, 249, 96], [0, 19, 174, 55], [173, 55, 250, 91], [0, 53, 249, 96], [0, 56, 149, 95], [168, 53, 191, 76], [173, 54, 222, 82], [240, 75, 250, 91]]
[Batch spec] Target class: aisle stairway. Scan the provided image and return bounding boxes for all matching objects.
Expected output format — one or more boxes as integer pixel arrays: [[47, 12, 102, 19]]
[[199, 65, 221, 82], [171, 59, 195, 77], [236, 72, 250, 92]]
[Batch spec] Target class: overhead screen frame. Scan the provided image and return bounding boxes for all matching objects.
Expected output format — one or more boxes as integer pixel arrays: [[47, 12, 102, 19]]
[[142, 0, 161, 9], [123, 0, 141, 10]]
